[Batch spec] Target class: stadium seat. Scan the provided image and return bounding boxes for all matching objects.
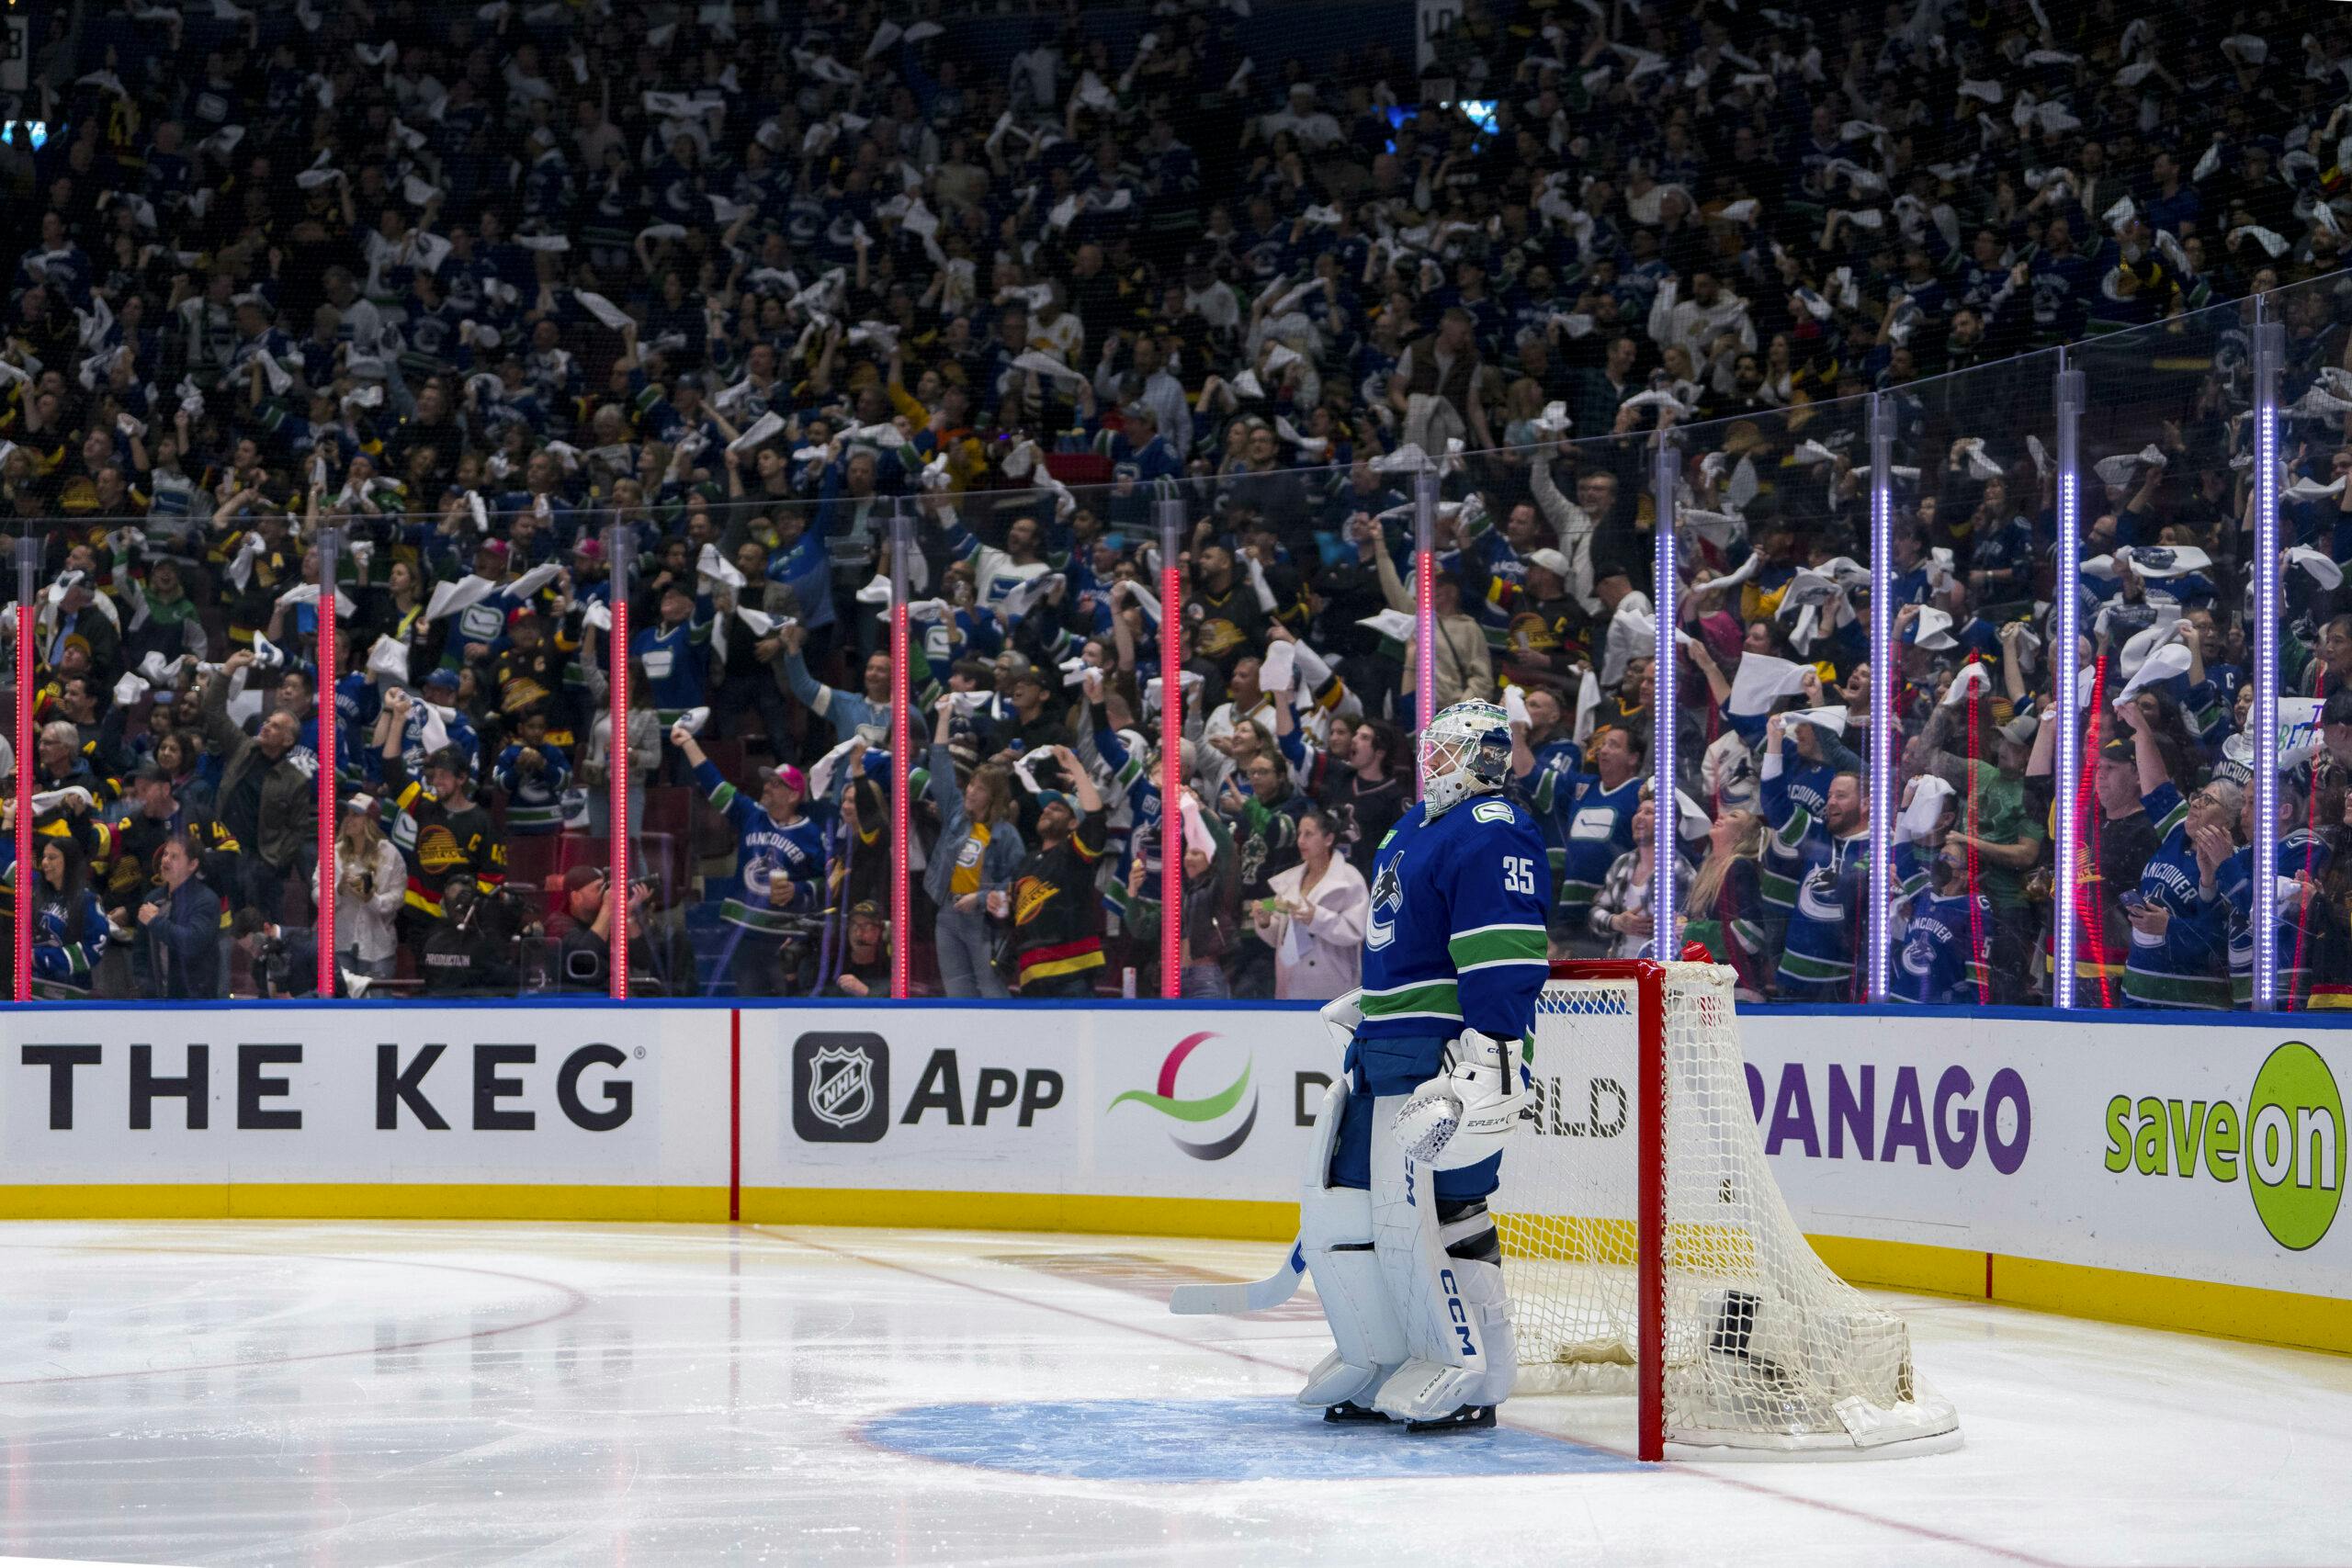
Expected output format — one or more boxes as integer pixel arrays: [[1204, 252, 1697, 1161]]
[[1044, 453, 1114, 486], [504, 834, 563, 894], [642, 785, 693, 840]]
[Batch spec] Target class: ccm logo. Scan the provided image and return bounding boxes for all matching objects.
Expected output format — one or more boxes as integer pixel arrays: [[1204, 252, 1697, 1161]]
[[1440, 1267, 1476, 1358]]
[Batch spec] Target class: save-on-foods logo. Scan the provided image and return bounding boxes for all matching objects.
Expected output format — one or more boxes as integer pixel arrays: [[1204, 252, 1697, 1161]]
[[2104, 1042, 2346, 1251], [1109, 1032, 1257, 1160]]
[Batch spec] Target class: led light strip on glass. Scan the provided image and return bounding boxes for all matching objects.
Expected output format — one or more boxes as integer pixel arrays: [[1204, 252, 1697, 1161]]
[[2052, 361, 2084, 1009], [2251, 306, 2284, 1011], [1866, 395, 1894, 1001]]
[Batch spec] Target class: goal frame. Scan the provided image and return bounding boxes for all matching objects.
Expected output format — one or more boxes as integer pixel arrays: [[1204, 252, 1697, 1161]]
[[1546, 958, 1668, 1461], [1528, 957, 1960, 1463]]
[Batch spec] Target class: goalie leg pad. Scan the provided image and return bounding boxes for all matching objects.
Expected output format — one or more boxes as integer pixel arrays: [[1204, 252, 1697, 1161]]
[[1365, 1098, 1519, 1422], [1296, 1082, 1408, 1410]]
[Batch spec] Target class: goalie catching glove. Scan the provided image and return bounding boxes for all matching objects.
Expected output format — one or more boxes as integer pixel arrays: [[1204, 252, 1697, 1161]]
[[1391, 1028, 1530, 1170]]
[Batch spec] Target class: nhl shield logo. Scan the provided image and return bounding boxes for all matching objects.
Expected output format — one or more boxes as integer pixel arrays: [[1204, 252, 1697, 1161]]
[[808, 1045, 875, 1128], [792, 1032, 891, 1143]]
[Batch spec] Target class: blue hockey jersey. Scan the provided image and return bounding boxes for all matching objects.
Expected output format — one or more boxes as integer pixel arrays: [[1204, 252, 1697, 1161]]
[[1890, 846, 1989, 1005], [2122, 782, 2229, 1010], [1512, 747, 1639, 931], [2218, 829, 2333, 1007], [1357, 796, 1552, 1043], [1772, 812, 1869, 999], [694, 757, 826, 935], [1759, 750, 1839, 915]]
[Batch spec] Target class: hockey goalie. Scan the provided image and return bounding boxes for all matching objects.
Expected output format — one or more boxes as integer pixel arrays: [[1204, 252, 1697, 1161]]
[[1174, 700, 1549, 1433]]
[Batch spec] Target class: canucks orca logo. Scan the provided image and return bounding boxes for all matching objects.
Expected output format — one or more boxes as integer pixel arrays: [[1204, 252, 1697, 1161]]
[[1796, 865, 1845, 922], [1109, 1033, 1258, 1160], [1899, 934, 1934, 978], [1366, 856, 1405, 951]]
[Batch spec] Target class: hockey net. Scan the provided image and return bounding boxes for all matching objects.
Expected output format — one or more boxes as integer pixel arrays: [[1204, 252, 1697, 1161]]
[[1495, 960, 1961, 1460]]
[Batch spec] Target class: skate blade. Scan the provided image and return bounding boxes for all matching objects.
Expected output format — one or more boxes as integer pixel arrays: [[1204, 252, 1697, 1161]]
[[1405, 1404, 1495, 1435]]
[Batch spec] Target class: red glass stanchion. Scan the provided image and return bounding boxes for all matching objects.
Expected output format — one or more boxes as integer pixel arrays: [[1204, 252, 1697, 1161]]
[[608, 523, 631, 1000], [314, 529, 339, 998], [1157, 495, 1185, 998]]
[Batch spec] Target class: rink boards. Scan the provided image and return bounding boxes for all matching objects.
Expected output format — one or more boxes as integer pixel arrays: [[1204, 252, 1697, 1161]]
[[3, 999, 2351, 1355]]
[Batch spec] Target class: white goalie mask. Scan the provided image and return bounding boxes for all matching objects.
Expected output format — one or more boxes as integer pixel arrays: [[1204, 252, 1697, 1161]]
[[1418, 700, 1511, 818]]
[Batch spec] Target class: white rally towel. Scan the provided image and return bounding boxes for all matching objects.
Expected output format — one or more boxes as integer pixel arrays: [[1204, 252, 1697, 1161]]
[[1940, 662, 1993, 707], [719, 411, 786, 453], [573, 290, 636, 332], [366, 635, 411, 684], [1897, 774, 1956, 841], [2112, 642, 2194, 709], [2288, 546, 2346, 592], [1259, 638, 1296, 694], [696, 543, 747, 592], [1573, 666, 1602, 744], [276, 582, 359, 616], [1726, 651, 1812, 716], [1142, 671, 1205, 715], [1783, 705, 1849, 736], [424, 574, 498, 623]]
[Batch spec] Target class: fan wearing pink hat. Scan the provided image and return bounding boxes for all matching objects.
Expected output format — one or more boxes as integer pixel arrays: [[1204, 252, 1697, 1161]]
[[672, 725, 825, 997]]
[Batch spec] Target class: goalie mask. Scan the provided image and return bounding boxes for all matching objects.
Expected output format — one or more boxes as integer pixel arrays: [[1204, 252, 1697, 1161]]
[[1419, 700, 1511, 817]]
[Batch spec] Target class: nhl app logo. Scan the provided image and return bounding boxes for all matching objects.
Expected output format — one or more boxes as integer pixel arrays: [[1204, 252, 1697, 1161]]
[[793, 1032, 890, 1143]]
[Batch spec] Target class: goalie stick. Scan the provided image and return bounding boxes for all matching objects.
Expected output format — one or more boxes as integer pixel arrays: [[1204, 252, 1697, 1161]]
[[1167, 1237, 1306, 1314]]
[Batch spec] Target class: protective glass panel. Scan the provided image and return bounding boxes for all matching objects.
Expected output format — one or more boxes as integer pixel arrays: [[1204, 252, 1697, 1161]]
[[1650, 382, 1874, 1005], [1884, 344, 2061, 1008], [2264, 275, 2346, 1013], [15, 275, 2346, 1008], [2073, 299, 2254, 1013]]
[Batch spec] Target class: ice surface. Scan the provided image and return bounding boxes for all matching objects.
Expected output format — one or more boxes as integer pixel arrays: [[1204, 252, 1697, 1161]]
[[0, 1221, 2346, 1565]]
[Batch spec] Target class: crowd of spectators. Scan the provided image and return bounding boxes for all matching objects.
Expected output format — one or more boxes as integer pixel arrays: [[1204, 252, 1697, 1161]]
[[3, 0, 2351, 1007]]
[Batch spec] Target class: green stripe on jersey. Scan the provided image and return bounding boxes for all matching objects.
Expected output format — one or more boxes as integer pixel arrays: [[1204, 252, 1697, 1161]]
[[720, 898, 804, 935], [1359, 979, 1463, 1021], [1776, 949, 1854, 983], [1449, 925, 1547, 969], [1555, 877, 1601, 909], [2123, 964, 2230, 1010]]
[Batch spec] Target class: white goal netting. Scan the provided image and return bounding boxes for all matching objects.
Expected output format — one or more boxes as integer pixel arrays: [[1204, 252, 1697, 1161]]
[[1495, 961, 1961, 1458]]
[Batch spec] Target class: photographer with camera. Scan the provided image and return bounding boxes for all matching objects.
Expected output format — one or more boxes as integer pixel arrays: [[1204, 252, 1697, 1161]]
[[548, 863, 656, 994], [232, 906, 320, 999], [420, 873, 519, 995]]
